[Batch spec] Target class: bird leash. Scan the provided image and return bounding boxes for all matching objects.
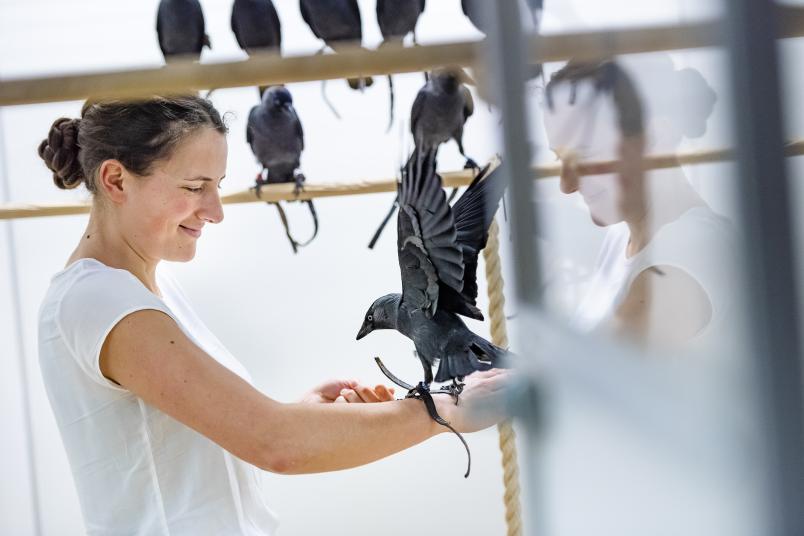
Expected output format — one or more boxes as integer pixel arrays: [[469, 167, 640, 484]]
[[373, 356, 472, 478], [269, 200, 319, 254]]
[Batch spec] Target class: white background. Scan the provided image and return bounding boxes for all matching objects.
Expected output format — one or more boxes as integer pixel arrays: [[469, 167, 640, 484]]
[[2, 0, 803, 534]]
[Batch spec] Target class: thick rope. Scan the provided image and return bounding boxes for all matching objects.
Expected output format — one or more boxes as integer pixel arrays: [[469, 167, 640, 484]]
[[483, 218, 522, 536]]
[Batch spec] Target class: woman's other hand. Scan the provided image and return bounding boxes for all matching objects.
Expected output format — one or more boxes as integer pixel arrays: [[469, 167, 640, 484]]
[[437, 369, 512, 433], [299, 379, 396, 404]]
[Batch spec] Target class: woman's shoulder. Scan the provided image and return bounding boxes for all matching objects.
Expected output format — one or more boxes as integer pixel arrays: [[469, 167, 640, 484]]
[[45, 258, 165, 318]]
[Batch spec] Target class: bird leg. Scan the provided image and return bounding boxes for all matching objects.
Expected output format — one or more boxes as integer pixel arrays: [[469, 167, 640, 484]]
[[252, 169, 268, 199], [292, 171, 306, 199], [456, 139, 479, 171], [372, 357, 471, 478]]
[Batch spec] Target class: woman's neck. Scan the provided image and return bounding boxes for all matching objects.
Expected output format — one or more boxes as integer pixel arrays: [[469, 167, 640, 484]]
[[624, 169, 706, 258], [69, 206, 161, 295]]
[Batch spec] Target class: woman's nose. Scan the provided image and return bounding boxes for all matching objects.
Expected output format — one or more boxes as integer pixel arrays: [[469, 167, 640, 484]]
[[200, 190, 225, 224], [559, 159, 579, 194]]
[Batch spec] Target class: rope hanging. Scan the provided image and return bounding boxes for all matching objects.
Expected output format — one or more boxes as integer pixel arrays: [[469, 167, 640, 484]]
[[483, 218, 522, 536]]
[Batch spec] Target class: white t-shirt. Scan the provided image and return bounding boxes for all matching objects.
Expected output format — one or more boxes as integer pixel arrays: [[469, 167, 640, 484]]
[[571, 206, 739, 354], [38, 258, 279, 536]]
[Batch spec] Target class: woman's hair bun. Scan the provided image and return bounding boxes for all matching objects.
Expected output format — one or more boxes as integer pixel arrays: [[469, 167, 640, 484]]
[[38, 117, 84, 189]]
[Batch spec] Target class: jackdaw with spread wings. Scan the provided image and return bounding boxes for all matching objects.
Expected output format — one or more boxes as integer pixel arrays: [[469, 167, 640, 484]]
[[357, 149, 510, 388]]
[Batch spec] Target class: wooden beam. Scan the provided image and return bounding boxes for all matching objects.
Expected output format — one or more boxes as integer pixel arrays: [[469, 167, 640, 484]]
[[4, 141, 802, 221], [2, 6, 803, 107]]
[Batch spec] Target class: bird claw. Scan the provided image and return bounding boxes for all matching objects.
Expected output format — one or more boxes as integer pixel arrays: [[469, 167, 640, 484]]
[[464, 158, 480, 171], [292, 173, 306, 199]]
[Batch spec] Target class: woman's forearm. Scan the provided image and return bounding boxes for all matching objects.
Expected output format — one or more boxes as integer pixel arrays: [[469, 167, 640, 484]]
[[255, 397, 443, 474]]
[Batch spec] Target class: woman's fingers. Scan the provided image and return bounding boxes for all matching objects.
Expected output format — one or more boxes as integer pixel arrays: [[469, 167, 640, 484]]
[[374, 384, 396, 401]]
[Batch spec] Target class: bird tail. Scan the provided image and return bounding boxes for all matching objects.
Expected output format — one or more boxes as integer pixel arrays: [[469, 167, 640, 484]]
[[434, 336, 511, 383], [203, 34, 212, 49]]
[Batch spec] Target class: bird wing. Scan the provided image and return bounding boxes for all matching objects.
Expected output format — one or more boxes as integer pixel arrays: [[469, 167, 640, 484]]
[[156, 3, 167, 56], [409, 89, 427, 142], [299, 0, 322, 40], [292, 108, 305, 151], [247, 106, 259, 145], [397, 150, 465, 318], [193, 1, 207, 51], [231, 5, 245, 50], [444, 161, 507, 315], [269, 1, 282, 45], [346, 0, 363, 40], [462, 84, 474, 121]]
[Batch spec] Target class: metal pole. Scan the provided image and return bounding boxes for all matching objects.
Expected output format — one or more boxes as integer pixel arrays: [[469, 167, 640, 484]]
[[0, 110, 42, 534], [477, 1, 545, 535], [724, 1, 804, 534]]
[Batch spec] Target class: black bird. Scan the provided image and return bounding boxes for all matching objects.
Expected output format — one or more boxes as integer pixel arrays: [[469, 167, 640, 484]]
[[247, 86, 318, 253], [376, 0, 426, 132], [461, 0, 543, 34], [231, 0, 282, 98], [300, 0, 374, 94], [368, 68, 476, 248], [357, 150, 510, 476], [156, 0, 211, 62], [461, 0, 544, 85], [357, 150, 509, 386]]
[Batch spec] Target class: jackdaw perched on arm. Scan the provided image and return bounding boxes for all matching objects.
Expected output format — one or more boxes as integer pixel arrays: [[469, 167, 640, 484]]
[[376, 0, 426, 131], [231, 0, 282, 98], [367, 68, 476, 248], [356, 149, 511, 476], [247, 86, 318, 253], [156, 0, 211, 62], [299, 0, 373, 90]]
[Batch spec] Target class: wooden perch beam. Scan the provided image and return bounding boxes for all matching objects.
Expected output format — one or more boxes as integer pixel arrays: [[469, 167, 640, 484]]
[[1, 6, 803, 107], [3, 140, 803, 221]]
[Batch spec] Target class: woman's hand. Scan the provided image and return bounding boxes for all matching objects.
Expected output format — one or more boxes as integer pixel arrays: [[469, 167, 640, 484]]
[[436, 369, 512, 433], [299, 379, 396, 404]]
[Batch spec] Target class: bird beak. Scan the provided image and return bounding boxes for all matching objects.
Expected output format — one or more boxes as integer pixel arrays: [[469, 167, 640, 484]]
[[356, 320, 372, 341]]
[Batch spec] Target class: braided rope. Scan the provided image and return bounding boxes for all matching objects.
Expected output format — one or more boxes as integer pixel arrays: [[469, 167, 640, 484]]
[[483, 218, 522, 536]]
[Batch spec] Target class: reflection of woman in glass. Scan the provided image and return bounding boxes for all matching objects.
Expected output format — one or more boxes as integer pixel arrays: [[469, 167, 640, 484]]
[[542, 57, 735, 350]]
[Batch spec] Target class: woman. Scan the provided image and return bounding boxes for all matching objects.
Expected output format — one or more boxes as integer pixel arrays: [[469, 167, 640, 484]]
[[542, 57, 736, 351], [36, 96, 508, 535]]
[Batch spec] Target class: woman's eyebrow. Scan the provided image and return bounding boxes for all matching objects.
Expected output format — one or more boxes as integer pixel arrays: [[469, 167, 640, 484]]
[[186, 175, 226, 181]]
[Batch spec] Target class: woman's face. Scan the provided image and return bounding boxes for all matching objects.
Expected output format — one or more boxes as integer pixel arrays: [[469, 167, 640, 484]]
[[119, 127, 227, 263], [543, 81, 646, 227]]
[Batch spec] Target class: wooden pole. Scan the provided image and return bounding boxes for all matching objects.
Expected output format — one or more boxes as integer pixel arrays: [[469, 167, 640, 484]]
[[2, 6, 803, 107], [4, 141, 802, 221]]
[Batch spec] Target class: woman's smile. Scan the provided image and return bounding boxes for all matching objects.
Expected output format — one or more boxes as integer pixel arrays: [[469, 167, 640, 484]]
[[179, 224, 202, 239]]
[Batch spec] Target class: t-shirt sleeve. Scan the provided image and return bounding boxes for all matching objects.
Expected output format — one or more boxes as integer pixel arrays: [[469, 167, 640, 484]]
[[56, 268, 176, 389]]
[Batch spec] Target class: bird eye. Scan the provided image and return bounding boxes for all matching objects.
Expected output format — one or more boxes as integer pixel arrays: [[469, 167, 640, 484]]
[[367, 315, 373, 322]]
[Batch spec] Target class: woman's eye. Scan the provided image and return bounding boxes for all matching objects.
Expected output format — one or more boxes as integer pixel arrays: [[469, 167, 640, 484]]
[[183, 186, 203, 193]]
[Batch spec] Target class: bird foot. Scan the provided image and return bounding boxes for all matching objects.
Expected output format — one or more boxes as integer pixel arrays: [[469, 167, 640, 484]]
[[292, 173, 306, 199], [463, 158, 480, 171], [252, 171, 268, 199], [373, 357, 471, 477]]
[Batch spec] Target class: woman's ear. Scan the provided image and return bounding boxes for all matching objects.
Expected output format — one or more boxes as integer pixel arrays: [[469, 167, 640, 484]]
[[97, 160, 128, 204]]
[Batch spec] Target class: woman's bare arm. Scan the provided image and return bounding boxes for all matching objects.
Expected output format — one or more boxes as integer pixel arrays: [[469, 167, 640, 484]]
[[612, 265, 712, 348], [100, 309, 506, 474]]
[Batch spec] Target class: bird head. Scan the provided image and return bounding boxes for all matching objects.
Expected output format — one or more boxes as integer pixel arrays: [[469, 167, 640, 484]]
[[264, 85, 293, 110], [356, 293, 401, 340], [431, 67, 476, 93]]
